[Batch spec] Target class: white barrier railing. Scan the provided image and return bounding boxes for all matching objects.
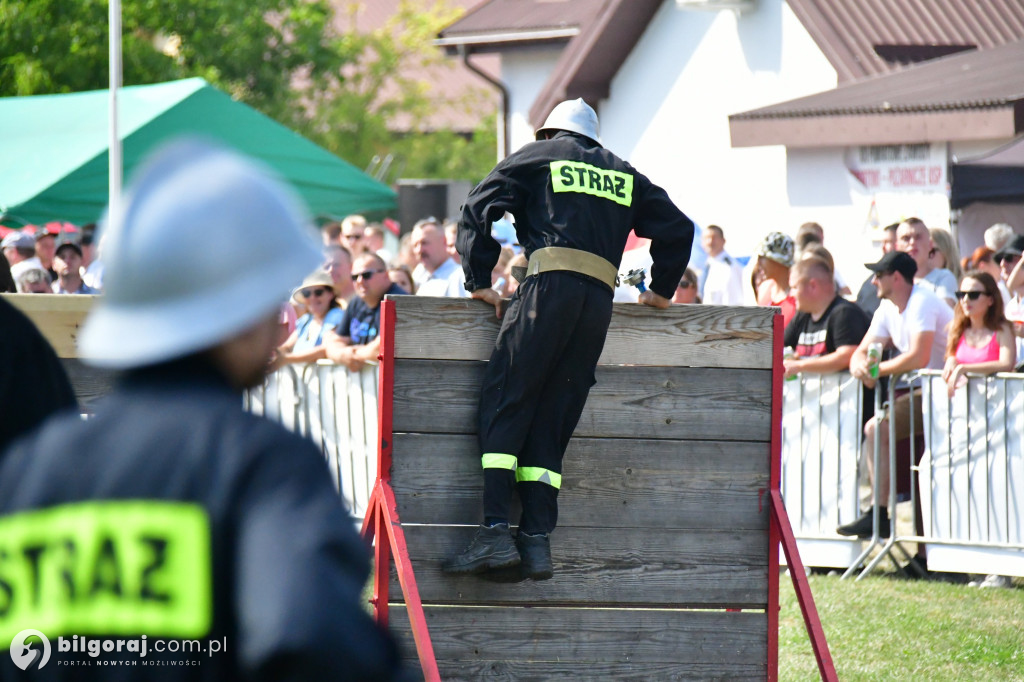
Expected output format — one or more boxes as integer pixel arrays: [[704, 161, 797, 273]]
[[783, 369, 1024, 578], [249, 361, 1024, 578], [781, 372, 863, 568], [243, 362, 378, 518], [918, 370, 1024, 576]]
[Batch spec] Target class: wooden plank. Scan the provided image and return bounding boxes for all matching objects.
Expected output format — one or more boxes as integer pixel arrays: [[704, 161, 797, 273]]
[[4, 293, 96, 358], [389, 525, 768, 608], [389, 607, 767, 677], [389, 295, 775, 369], [390, 434, 769, 529], [61, 358, 117, 411], [392, 658, 765, 682], [392, 361, 771, 440]]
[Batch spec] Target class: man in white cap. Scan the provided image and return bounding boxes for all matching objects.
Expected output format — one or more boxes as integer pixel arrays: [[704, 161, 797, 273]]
[[2, 230, 42, 280], [446, 98, 694, 580], [0, 140, 406, 680]]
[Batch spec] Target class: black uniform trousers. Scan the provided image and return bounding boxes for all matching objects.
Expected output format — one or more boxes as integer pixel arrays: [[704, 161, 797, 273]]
[[479, 271, 613, 534]]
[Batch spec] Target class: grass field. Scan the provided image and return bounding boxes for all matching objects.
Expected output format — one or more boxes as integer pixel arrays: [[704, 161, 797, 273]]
[[779, 573, 1024, 681]]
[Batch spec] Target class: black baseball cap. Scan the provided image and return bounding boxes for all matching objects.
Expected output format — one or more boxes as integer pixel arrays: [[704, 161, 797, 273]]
[[994, 235, 1024, 263], [55, 240, 83, 258], [865, 251, 917, 281]]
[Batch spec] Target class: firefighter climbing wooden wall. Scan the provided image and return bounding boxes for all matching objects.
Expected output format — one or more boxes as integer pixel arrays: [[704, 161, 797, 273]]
[[370, 295, 780, 680]]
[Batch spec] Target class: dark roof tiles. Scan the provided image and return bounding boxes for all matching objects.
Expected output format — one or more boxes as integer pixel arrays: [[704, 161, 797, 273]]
[[732, 40, 1024, 119], [788, 0, 1024, 82]]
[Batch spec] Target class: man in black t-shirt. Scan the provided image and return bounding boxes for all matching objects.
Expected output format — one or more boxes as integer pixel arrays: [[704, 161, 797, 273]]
[[324, 252, 407, 371], [784, 257, 870, 377]]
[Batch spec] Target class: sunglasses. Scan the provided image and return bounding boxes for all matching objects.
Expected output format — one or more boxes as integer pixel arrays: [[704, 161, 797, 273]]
[[995, 253, 1021, 265], [301, 287, 331, 298], [956, 290, 986, 301], [677, 280, 695, 289], [351, 269, 385, 282]]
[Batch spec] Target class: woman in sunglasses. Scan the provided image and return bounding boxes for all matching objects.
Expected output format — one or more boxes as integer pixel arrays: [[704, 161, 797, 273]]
[[671, 267, 702, 304], [941, 270, 1016, 398], [271, 270, 344, 369]]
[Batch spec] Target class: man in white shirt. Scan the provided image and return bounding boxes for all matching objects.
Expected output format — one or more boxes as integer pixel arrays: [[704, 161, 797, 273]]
[[896, 217, 956, 306], [839, 251, 953, 538], [411, 218, 465, 297], [699, 224, 744, 305]]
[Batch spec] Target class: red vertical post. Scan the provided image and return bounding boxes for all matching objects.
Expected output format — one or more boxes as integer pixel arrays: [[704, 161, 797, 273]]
[[377, 299, 396, 486], [767, 312, 783, 682], [360, 299, 441, 681], [373, 494, 391, 627], [365, 300, 397, 627]]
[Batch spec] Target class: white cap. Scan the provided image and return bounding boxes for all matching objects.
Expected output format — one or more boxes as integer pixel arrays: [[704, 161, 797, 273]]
[[79, 138, 322, 368]]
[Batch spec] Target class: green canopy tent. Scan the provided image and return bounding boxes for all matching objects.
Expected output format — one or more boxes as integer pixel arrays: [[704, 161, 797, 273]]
[[0, 78, 395, 226]]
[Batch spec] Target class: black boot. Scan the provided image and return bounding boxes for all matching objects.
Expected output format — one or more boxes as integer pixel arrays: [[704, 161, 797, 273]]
[[836, 507, 890, 539], [442, 524, 520, 575], [516, 532, 553, 581]]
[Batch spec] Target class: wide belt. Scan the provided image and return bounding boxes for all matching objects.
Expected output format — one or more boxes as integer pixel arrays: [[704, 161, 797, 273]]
[[512, 246, 618, 292]]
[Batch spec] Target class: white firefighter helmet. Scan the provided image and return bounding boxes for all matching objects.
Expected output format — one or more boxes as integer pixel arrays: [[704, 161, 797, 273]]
[[79, 138, 322, 368], [535, 98, 601, 144]]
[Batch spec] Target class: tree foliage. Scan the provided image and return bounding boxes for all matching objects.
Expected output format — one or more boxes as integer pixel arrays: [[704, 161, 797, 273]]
[[0, 0, 498, 182], [296, 0, 498, 182], [0, 0, 347, 126]]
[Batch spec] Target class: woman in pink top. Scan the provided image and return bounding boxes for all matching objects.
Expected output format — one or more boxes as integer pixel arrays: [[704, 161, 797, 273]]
[[941, 270, 1017, 397], [754, 231, 797, 327]]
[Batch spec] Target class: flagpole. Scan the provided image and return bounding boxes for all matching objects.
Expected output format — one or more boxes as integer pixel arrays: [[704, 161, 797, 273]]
[[109, 0, 123, 224]]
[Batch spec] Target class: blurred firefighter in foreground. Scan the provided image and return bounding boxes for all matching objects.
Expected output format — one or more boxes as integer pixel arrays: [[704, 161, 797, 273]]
[[0, 140, 408, 680]]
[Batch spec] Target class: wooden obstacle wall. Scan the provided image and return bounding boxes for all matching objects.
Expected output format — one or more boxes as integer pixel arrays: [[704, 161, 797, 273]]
[[379, 296, 780, 680], [4, 294, 114, 409]]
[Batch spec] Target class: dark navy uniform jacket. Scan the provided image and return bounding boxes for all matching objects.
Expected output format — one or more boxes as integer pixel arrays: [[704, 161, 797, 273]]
[[0, 298, 76, 452], [0, 357, 407, 681], [457, 131, 695, 298]]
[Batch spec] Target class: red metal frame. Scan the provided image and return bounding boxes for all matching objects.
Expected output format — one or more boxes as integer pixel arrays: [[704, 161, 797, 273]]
[[767, 312, 782, 682], [767, 312, 838, 682], [361, 300, 441, 682], [360, 304, 832, 681]]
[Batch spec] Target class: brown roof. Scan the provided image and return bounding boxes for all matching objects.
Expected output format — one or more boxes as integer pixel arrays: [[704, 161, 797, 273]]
[[438, 0, 602, 47], [729, 40, 1024, 147], [788, 0, 1024, 83], [438, 0, 1024, 133], [330, 0, 499, 133], [438, 0, 660, 127]]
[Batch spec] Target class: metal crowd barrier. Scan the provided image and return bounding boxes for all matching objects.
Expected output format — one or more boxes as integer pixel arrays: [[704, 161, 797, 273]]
[[783, 370, 1024, 579], [781, 372, 864, 569], [248, 362, 1024, 580], [916, 370, 1024, 576], [243, 361, 378, 518]]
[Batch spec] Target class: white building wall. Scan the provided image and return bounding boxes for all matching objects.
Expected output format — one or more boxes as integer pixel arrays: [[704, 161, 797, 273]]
[[499, 46, 566, 150], [601, 0, 838, 262], [489, 0, 1005, 288]]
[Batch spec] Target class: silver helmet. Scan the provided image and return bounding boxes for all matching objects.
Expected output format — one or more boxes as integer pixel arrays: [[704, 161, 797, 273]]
[[535, 98, 601, 144], [79, 138, 322, 368]]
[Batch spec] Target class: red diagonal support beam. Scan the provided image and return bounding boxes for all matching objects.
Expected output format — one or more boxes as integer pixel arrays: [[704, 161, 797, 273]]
[[770, 489, 839, 682], [360, 299, 441, 682]]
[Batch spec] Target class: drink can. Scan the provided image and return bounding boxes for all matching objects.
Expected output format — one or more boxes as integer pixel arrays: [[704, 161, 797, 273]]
[[867, 342, 883, 379], [783, 346, 797, 381]]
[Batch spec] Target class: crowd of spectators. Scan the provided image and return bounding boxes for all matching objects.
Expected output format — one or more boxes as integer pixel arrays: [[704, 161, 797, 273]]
[[734, 216, 1022, 583], [4, 208, 1023, 585]]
